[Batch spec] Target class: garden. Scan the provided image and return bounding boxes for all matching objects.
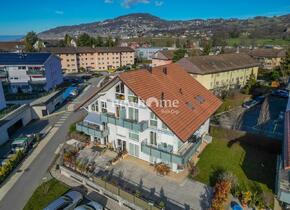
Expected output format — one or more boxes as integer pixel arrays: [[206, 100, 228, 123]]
[[191, 127, 277, 209], [23, 178, 69, 210]]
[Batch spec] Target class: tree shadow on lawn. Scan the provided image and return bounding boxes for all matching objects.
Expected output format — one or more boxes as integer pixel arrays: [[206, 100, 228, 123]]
[[226, 134, 280, 191]]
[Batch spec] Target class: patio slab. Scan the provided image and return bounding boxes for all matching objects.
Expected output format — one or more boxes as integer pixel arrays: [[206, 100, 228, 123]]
[[109, 156, 212, 210]]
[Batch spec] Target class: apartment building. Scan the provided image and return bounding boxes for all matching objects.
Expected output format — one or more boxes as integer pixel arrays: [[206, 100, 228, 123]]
[[249, 48, 286, 70], [177, 53, 260, 92], [152, 50, 175, 67], [0, 53, 63, 93], [43, 47, 135, 73], [0, 81, 6, 110], [77, 64, 221, 173]]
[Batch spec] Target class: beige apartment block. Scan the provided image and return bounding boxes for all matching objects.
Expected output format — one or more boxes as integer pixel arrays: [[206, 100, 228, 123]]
[[43, 47, 135, 73], [249, 48, 286, 70], [177, 53, 260, 92]]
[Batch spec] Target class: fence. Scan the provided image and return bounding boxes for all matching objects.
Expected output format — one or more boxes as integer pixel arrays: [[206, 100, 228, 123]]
[[60, 166, 163, 210]]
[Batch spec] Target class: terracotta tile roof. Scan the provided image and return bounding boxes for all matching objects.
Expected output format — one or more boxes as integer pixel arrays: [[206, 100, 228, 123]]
[[119, 63, 222, 142], [42, 47, 135, 54], [152, 50, 175, 60], [177, 53, 260, 75], [250, 48, 286, 58], [284, 111, 290, 169]]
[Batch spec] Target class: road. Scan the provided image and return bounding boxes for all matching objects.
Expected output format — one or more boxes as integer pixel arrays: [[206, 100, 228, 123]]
[[0, 109, 86, 210]]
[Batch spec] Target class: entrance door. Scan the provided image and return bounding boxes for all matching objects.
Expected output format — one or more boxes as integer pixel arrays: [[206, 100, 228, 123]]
[[129, 143, 139, 158], [117, 139, 126, 152]]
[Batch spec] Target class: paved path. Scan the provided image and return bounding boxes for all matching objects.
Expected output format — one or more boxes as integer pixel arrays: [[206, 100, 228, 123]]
[[0, 110, 86, 210]]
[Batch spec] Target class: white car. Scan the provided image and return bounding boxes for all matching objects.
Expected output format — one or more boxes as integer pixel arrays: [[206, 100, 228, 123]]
[[43, 191, 83, 210], [74, 201, 104, 210]]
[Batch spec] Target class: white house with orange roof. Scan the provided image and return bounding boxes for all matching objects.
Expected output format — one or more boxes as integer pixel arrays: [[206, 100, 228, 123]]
[[77, 64, 221, 172]]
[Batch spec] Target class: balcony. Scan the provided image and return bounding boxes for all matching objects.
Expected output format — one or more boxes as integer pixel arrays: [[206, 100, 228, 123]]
[[141, 138, 203, 165], [100, 113, 148, 132], [27, 69, 45, 76], [76, 122, 109, 138]]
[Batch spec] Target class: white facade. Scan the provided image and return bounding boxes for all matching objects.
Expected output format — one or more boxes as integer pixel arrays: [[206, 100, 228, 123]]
[[79, 81, 210, 172], [0, 54, 63, 93], [0, 81, 6, 110]]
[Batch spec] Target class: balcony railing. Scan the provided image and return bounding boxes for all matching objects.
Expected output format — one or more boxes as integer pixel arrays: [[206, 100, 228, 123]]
[[141, 138, 202, 165], [76, 122, 109, 138], [100, 113, 148, 132], [27, 69, 45, 75]]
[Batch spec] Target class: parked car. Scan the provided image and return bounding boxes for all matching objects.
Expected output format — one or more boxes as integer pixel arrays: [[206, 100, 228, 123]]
[[242, 100, 258, 109], [271, 89, 289, 98], [43, 191, 83, 210], [11, 134, 35, 153], [254, 95, 266, 104], [74, 201, 104, 210]]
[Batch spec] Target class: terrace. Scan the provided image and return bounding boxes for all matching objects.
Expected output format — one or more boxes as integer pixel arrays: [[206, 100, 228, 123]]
[[61, 139, 211, 210]]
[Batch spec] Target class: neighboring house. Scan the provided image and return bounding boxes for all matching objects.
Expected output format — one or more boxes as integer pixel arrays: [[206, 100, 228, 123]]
[[0, 41, 25, 53], [43, 47, 135, 73], [77, 63, 221, 173], [136, 47, 170, 60], [0, 53, 63, 93], [152, 50, 175, 67], [177, 53, 260, 92], [0, 81, 6, 110], [249, 48, 286, 70], [277, 93, 290, 207]]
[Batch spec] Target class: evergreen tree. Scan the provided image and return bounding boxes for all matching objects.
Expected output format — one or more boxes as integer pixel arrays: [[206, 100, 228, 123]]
[[24, 31, 38, 52], [173, 49, 187, 62], [77, 33, 92, 47], [64, 34, 73, 47]]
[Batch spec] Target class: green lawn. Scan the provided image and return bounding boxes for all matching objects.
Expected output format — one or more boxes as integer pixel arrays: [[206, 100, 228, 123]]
[[24, 178, 69, 210], [227, 38, 290, 47], [195, 128, 277, 193]]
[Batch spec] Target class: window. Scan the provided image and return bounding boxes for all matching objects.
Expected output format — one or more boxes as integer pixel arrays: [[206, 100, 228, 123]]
[[128, 90, 138, 103], [162, 123, 168, 130], [101, 101, 107, 113], [150, 112, 157, 128], [129, 131, 139, 141], [115, 105, 126, 119], [128, 107, 138, 121], [150, 131, 157, 146], [115, 83, 125, 100], [91, 101, 98, 112]]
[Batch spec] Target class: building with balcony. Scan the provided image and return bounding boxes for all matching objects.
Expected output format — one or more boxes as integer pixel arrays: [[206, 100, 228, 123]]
[[43, 47, 135, 73], [0, 81, 6, 110], [177, 53, 260, 93], [249, 48, 286, 70], [0, 53, 63, 93], [78, 63, 221, 172]]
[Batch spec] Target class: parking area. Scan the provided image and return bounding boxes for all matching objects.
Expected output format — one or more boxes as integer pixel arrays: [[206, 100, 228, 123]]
[[213, 95, 287, 139]]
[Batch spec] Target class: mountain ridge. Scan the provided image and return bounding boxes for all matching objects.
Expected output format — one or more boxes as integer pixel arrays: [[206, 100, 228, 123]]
[[38, 13, 290, 40]]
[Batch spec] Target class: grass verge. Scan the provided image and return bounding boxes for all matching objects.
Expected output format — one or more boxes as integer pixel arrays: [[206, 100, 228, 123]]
[[23, 178, 69, 210]]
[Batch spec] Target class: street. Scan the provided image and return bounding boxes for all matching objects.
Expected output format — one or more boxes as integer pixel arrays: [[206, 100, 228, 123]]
[[0, 109, 86, 210]]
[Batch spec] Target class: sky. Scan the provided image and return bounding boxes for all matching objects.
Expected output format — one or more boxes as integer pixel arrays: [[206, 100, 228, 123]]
[[0, 0, 290, 35]]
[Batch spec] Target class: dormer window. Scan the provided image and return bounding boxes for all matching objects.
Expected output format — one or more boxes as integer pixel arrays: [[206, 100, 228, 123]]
[[115, 83, 125, 100]]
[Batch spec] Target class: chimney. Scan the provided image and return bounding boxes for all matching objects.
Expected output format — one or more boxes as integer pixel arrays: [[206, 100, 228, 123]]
[[161, 92, 165, 107], [163, 67, 167, 75], [236, 46, 240, 54], [146, 65, 153, 73]]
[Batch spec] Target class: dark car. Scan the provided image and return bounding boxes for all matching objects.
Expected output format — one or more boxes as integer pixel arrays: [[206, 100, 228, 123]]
[[271, 89, 289, 98], [242, 100, 258, 109]]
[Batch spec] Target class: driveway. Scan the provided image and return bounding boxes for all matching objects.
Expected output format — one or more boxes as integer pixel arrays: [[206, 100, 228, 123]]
[[213, 95, 287, 140], [104, 156, 212, 210]]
